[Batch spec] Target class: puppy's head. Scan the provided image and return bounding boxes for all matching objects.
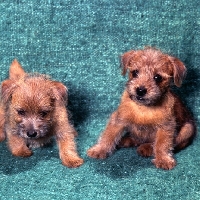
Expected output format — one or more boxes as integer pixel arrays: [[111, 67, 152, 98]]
[[1, 60, 67, 139], [121, 47, 186, 106]]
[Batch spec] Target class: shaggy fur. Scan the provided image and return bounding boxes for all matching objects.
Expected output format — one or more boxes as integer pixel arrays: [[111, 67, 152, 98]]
[[87, 47, 196, 170], [0, 59, 83, 168]]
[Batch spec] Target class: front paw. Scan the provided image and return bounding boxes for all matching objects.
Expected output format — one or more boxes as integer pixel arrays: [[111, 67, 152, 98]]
[[60, 152, 84, 168], [11, 147, 33, 157], [87, 145, 109, 159], [152, 156, 176, 170]]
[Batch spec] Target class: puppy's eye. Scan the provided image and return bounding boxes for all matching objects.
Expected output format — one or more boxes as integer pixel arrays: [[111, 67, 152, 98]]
[[154, 74, 163, 83], [39, 111, 49, 118], [17, 109, 26, 116], [132, 70, 139, 78]]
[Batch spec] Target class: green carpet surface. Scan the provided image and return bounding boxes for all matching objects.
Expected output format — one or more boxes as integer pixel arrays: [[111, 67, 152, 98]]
[[0, 0, 200, 199]]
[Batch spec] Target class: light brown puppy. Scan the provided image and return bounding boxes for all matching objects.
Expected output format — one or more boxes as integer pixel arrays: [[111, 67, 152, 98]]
[[87, 47, 196, 170], [0, 59, 83, 168]]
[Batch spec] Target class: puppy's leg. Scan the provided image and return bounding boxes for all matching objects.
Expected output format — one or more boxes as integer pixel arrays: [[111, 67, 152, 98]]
[[152, 128, 176, 170], [118, 135, 153, 157], [137, 143, 153, 157], [87, 111, 125, 159], [55, 105, 83, 168], [118, 135, 141, 148], [90, 130, 153, 158], [175, 122, 195, 150], [57, 127, 84, 168], [0, 105, 5, 142], [7, 132, 32, 157]]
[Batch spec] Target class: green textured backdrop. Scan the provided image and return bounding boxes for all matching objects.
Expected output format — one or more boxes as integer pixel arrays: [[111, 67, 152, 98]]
[[0, 0, 200, 199]]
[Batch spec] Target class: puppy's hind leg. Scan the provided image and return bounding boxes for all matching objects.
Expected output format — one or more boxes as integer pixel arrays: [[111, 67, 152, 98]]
[[137, 143, 153, 157], [118, 134, 141, 148], [118, 135, 154, 157], [175, 122, 196, 151], [87, 111, 125, 159]]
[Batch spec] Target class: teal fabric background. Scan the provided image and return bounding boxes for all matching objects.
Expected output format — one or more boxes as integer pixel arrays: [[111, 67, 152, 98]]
[[0, 0, 200, 199]]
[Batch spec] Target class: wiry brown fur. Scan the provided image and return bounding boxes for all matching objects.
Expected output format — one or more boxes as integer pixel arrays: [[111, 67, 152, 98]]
[[0, 59, 83, 168], [87, 47, 196, 170]]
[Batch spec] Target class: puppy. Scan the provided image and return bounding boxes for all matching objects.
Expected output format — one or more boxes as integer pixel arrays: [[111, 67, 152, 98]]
[[0, 59, 83, 168], [87, 47, 196, 170]]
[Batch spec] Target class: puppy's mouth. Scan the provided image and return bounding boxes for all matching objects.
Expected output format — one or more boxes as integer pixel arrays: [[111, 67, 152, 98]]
[[129, 93, 163, 107], [136, 96, 145, 101], [130, 95, 148, 104], [129, 91, 158, 106]]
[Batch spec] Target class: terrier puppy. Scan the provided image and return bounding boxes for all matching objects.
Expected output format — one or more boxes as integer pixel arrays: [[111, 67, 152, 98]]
[[87, 47, 196, 170], [0, 59, 83, 168]]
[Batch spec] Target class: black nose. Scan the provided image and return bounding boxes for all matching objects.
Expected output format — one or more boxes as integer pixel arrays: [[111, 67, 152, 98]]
[[27, 130, 37, 138], [136, 86, 147, 97]]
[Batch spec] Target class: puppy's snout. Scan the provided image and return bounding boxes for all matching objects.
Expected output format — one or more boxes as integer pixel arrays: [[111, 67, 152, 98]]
[[136, 86, 147, 97], [27, 130, 38, 138]]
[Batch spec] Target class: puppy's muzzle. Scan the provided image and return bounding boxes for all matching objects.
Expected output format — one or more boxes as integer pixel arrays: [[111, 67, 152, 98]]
[[136, 86, 147, 100]]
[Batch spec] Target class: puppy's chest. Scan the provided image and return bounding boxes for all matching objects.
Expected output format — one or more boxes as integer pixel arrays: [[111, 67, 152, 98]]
[[129, 124, 156, 142], [119, 103, 167, 126], [119, 91, 174, 125]]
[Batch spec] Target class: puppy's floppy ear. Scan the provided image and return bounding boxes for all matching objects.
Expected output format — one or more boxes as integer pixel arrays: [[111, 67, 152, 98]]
[[169, 56, 187, 87], [1, 79, 17, 103], [52, 81, 68, 102], [121, 50, 135, 75], [9, 59, 26, 81]]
